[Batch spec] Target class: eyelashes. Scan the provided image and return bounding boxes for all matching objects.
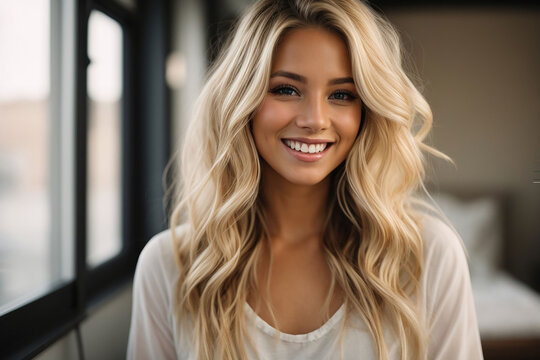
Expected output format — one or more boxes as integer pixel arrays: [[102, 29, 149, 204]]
[[269, 84, 300, 96], [329, 91, 357, 101], [269, 84, 358, 101]]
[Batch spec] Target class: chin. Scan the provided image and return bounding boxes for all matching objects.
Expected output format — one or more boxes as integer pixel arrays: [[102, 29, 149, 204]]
[[281, 169, 331, 187]]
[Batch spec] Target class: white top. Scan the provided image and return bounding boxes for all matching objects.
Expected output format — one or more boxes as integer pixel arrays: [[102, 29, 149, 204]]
[[127, 215, 483, 359]]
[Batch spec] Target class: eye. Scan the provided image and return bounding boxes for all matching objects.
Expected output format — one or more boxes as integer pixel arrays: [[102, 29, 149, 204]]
[[269, 84, 300, 96], [329, 90, 357, 101]]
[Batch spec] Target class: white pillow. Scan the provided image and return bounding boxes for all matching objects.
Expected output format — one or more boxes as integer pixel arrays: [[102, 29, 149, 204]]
[[432, 193, 503, 279]]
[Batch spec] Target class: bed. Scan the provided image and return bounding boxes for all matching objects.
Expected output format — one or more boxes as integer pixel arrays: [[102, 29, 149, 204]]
[[433, 192, 540, 359]]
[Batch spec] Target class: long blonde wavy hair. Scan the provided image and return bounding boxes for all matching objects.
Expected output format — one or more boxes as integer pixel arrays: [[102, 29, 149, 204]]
[[168, 0, 447, 359]]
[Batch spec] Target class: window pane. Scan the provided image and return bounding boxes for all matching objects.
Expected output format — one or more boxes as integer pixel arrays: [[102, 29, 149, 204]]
[[0, 0, 74, 314], [86, 11, 123, 267]]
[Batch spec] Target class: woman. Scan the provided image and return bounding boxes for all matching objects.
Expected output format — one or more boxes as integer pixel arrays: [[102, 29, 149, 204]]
[[128, 0, 483, 359]]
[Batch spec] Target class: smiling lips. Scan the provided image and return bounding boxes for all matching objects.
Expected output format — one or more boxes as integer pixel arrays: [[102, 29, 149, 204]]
[[284, 139, 328, 154], [281, 138, 333, 162]]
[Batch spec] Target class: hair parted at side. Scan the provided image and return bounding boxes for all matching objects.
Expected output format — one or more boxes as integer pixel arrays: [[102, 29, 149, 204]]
[[167, 1, 449, 359]]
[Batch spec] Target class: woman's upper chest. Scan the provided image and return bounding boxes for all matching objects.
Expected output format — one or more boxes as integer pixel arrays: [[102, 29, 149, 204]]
[[248, 238, 344, 335]]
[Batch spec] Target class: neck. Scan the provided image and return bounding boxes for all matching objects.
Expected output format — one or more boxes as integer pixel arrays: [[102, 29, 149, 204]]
[[259, 164, 330, 247]]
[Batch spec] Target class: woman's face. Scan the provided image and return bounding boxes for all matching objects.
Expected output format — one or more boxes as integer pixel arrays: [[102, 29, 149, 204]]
[[252, 27, 362, 187]]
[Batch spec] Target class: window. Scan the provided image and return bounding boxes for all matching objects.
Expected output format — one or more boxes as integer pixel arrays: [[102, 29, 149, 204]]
[[0, 0, 74, 316], [0, 0, 172, 357], [86, 10, 123, 267]]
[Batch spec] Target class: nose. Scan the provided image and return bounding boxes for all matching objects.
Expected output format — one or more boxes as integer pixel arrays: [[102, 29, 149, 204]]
[[295, 94, 330, 132]]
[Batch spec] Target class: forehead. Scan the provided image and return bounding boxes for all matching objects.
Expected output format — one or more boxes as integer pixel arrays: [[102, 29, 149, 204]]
[[271, 27, 352, 76]]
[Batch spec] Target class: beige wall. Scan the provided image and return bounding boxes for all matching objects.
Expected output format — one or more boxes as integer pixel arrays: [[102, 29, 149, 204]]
[[386, 9, 540, 285]]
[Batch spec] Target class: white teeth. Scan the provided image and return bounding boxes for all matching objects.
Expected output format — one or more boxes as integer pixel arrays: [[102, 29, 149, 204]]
[[284, 140, 328, 154]]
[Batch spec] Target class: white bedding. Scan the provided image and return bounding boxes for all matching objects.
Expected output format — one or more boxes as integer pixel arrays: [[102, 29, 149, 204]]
[[472, 271, 540, 339], [433, 192, 540, 340]]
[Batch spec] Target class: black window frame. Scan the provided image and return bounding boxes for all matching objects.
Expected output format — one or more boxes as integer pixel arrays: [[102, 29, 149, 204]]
[[0, 0, 170, 358]]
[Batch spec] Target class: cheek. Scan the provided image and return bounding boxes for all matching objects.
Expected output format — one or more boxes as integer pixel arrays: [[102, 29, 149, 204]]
[[252, 98, 293, 142], [338, 110, 362, 144]]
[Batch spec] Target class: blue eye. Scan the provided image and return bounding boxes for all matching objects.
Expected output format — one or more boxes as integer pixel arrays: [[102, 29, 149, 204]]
[[330, 91, 357, 101], [270, 85, 299, 96]]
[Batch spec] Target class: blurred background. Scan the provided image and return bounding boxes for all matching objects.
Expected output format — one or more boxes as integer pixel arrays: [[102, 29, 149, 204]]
[[0, 0, 538, 359]]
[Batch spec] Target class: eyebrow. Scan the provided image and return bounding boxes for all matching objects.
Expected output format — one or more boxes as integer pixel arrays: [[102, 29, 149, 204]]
[[270, 70, 354, 86]]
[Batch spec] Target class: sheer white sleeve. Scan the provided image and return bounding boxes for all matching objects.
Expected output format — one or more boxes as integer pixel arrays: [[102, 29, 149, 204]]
[[127, 233, 178, 360], [422, 216, 484, 360]]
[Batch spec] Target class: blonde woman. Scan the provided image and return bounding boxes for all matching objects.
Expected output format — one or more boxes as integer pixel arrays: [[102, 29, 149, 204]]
[[127, 0, 483, 359]]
